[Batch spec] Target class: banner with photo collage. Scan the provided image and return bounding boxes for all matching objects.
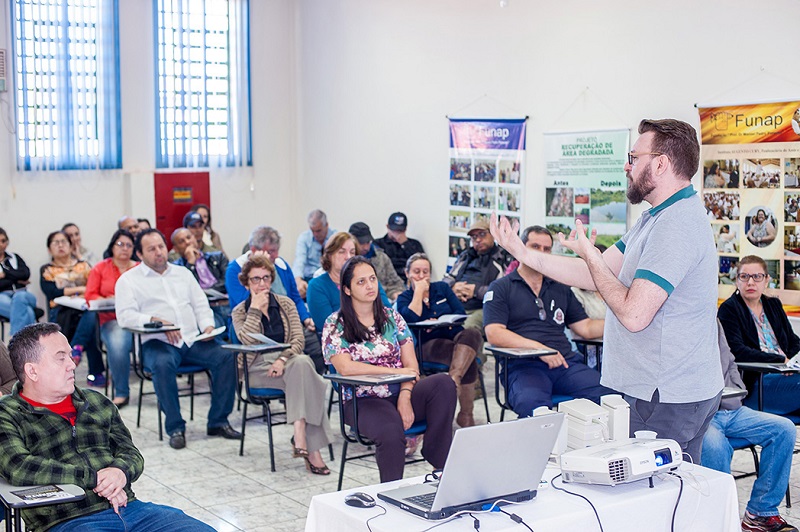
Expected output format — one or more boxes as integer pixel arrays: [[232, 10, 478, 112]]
[[448, 118, 526, 265], [699, 100, 800, 303], [543, 129, 630, 255]]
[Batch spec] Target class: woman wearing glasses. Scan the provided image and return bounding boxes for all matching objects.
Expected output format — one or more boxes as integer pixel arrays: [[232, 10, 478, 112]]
[[718, 255, 800, 414], [84, 230, 139, 406], [323, 256, 455, 483], [396, 252, 480, 427], [232, 255, 331, 475]]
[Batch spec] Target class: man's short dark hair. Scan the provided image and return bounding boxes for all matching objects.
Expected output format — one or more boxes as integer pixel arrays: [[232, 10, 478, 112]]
[[134, 228, 167, 256], [8, 323, 62, 384], [638, 119, 700, 180], [521, 225, 553, 245]]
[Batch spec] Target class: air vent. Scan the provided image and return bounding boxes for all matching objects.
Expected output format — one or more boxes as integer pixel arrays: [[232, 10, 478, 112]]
[[0, 49, 6, 92], [608, 458, 630, 484]]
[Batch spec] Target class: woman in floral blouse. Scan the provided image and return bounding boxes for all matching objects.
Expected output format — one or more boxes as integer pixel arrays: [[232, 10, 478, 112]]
[[322, 256, 456, 482]]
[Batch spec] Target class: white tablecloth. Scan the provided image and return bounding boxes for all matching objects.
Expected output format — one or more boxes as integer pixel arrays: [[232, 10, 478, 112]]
[[306, 463, 739, 532]]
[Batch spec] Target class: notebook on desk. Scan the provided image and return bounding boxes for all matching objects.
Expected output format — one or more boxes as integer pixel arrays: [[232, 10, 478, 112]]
[[377, 413, 564, 520]]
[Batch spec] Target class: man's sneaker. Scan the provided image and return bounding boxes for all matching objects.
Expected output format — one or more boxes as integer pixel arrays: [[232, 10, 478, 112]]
[[71, 346, 83, 366], [86, 374, 106, 388], [742, 511, 799, 532]]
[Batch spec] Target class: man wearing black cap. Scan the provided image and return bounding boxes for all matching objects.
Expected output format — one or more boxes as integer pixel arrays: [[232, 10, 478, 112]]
[[349, 222, 405, 300], [374, 212, 425, 281], [169, 211, 221, 262]]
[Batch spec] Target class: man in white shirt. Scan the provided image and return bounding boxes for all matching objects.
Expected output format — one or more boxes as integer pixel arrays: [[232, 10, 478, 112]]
[[116, 229, 241, 450]]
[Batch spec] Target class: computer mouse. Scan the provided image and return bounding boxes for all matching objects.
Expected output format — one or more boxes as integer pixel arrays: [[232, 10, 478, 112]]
[[344, 492, 376, 508]]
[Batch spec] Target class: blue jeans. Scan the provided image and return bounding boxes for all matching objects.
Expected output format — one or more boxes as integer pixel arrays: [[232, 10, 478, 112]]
[[71, 311, 105, 376], [142, 338, 237, 436], [101, 320, 133, 398], [702, 406, 796, 517], [744, 373, 800, 415], [0, 289, 37, 335], [503, 352, 612, 417], [48, 500, 214, 531]]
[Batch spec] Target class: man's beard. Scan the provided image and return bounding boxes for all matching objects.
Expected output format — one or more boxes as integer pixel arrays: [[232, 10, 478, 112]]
[[626, 164, 655, 205]]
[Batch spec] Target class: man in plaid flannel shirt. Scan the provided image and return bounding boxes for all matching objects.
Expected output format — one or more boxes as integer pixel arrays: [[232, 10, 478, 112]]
[[0, 323, 212, 531]]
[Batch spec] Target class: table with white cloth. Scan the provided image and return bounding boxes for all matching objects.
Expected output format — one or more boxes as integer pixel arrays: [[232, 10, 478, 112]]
[[305, 462, 739, 532]]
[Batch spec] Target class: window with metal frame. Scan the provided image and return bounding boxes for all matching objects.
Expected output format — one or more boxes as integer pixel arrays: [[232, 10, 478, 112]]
[[154, 0, 251, 168]]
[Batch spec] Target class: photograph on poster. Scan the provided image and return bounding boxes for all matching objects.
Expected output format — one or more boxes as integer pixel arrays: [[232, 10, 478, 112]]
[[575, 207, 590, 225], [449, 210, 470, 232], [745, 206, 778, 248], [450, 184, 471, 207], [785, 192, 800, 222], [498, 188, 520, 212], [786, 158, 800, 188], [714, 223, 739, 254], [590, 189, 626, 223], [498, 160, 521, 184], [743, 158, 781, 188], [704, 191, 740, 221], [575, 188, 590, 204], [786, 261, 800, 290], [785, 225, 800, 258], [474, 161, 497, 182], [703, 159, 739, 189], [718, 256, 738, 285], [546, 187, 574, 217], [473, 212, 490, 226], [765, 260, 780, 289], [449, 235, 469, 258], [473, 186, 495, 209], [450, 159, 472, 181]]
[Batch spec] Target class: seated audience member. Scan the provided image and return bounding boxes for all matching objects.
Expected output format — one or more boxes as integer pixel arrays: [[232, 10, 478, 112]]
[[232, 255, 331, 475], [397, 252, 480, 427], [349, 222, 405, 300], [84, 230, 138, 407], [718, 255, 800, 415], [190, 203, 226, 258], [137, 218, 151, 232], [0, 342, 17, 395], [226, 226, 322, 371], [0, 323, 213, 532], [484, 226, 609, 416], [294, 209, 336, 297], [115, 229, 241, 450], [374, 212, 425, 281], [702, 323, 798, 532], [0, 227, 38, 335], [444, 220, 512, 334], [118, 216, 142, 238], [62, 223, 98, 266], [169, 212, 221, 262], [307, 232, 391, 331], [40, 230, 105, 387], [323, 256, 456, 482]]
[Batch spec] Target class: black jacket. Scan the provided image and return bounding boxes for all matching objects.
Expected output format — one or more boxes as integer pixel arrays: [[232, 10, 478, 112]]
[[173, 251, 229, 294], [443, 244, 511, 310], [0, 252, 31, 292], [718, 291, 800, 391]]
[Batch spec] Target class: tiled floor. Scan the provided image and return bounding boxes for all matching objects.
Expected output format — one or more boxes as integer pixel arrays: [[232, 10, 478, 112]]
[[75, 357, 800, 531]]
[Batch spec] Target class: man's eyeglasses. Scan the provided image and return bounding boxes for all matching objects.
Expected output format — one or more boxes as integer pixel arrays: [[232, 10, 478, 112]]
[[115, 241, 133, 249], [627, 152, 663, 165], [470, 231, 488, 241], [737, 273, 767, 282], [535, 297, 546, 321], [249, 275, 272, 285]]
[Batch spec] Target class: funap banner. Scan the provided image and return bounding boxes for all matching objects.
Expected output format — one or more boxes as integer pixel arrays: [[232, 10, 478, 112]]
[[448, 119, 526, 265], [699, 101, 800, 304], [543, 129, 630, 253]]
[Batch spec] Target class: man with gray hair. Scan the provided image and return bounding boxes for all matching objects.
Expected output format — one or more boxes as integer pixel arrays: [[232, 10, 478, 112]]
[[227, 226, 323, 372], [293, 209, 335, 294]]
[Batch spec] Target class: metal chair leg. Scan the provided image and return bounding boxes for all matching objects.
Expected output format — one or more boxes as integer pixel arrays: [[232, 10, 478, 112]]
[[337, 440, 349, 491], [266, 403, 276, 472], [239, 402, 248, 457]]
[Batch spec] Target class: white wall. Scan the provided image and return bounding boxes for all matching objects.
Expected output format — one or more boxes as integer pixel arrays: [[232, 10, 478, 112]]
[[1, 0, 800, 302]]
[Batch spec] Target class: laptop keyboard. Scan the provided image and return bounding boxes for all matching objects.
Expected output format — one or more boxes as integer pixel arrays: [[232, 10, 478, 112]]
[[404, 492, 436, 509]]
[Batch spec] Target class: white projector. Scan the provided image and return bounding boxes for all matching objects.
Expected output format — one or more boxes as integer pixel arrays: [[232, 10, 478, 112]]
[[560, 438, 682, 486]]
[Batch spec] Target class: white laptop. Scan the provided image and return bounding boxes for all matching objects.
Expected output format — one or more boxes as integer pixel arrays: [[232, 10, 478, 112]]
[[377, 413, 564, 520]]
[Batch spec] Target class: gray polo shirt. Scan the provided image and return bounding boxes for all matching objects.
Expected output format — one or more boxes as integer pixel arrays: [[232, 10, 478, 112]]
[[602, 185, 723, 403]]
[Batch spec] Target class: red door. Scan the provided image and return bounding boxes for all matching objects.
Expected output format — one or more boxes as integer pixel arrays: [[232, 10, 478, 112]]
[[154, 172, 210, 240]]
